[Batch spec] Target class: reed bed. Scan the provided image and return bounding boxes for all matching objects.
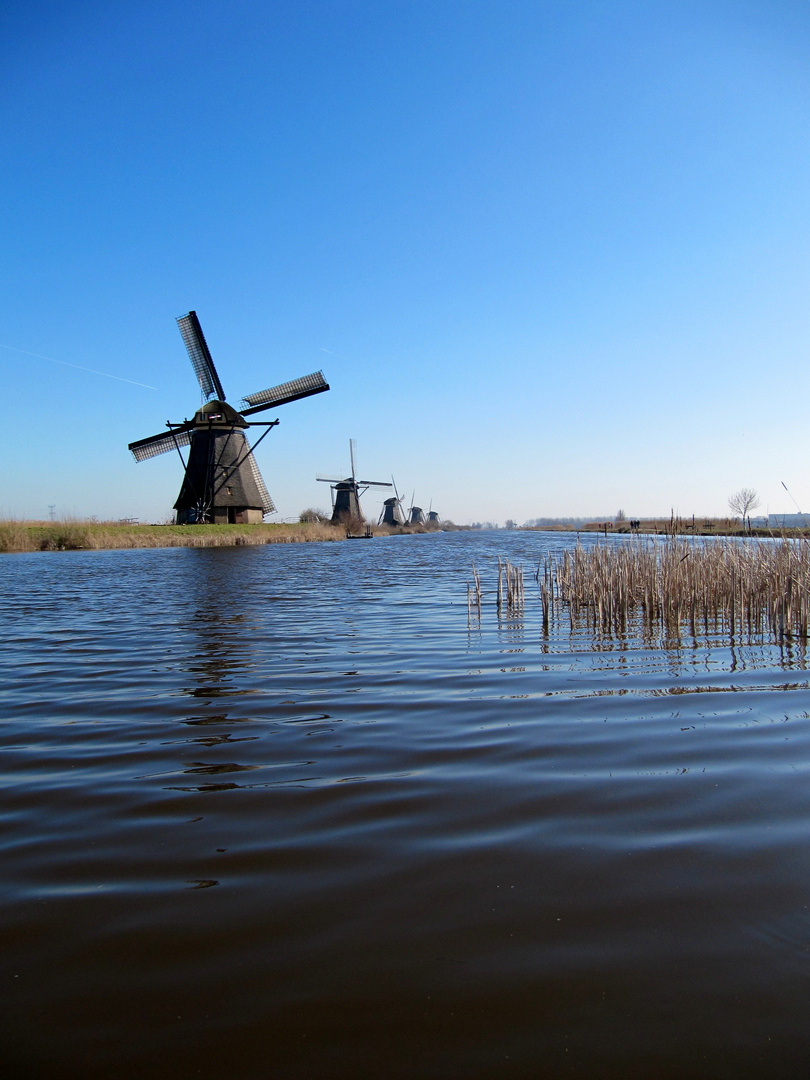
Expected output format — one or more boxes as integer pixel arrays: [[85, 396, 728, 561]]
[[469, 558, 526, 626], [472, 537, 810, 643], [547, 536, 810, 642]]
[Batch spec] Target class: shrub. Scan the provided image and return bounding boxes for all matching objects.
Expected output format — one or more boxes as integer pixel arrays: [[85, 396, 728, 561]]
[[299, 508, 330, 524]]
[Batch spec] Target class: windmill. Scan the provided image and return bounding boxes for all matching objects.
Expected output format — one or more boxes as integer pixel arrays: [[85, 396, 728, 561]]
[[317, 439, 392, 524], [128, 311, 329, 524], [407, 491, 426, 526], [426, 499, 440, 526], [378, 477, 406, 526]]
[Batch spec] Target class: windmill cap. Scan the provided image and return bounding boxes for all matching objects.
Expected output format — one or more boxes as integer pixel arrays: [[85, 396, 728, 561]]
[[193, 400, 247, 427]]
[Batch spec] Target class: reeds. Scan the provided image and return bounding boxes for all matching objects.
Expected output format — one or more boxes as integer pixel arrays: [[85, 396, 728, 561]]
[[545, 536, 810, 642], [497, 557, 524, 615], [472, 537, 810, 644], [468, 557, 524, 627]]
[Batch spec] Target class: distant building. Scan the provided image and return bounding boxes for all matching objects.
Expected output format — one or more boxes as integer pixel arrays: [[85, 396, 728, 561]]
[[767, 514, 809, 529]]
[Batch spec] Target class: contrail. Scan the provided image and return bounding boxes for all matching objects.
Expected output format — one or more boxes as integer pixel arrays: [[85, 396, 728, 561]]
[[320, 348, 351, 362], [0, 343, 158, 390]]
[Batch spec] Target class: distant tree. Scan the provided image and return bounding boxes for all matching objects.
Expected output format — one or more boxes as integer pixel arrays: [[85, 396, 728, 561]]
[[616, 509, 626, 522], [728, 488, 760, 528], [505, 519, 517, 529], [299, 508, 330, 523]]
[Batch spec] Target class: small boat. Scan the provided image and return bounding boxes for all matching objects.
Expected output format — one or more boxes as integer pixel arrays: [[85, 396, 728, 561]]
[[346, 526, 374, 540]]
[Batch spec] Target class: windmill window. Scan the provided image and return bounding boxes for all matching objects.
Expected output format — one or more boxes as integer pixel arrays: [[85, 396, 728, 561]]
[[226, 486, 233, 495]]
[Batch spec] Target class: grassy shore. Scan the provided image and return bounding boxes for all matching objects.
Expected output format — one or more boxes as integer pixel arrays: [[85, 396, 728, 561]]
[[0, 519, 438, 554], [523, 518, 810, 538]]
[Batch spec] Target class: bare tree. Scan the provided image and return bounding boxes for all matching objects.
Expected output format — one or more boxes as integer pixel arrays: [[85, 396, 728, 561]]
[[728, 488, 760, 529]]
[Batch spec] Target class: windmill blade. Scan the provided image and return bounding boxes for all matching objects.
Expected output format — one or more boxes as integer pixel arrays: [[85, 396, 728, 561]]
[[356, 479, 393, 488], [316, 475, 343, 483], [244, 440, 276, 515], [392, 476, 400, 503], [240, 371, 329, 415], [349, 438, 357, 482], [128, 424, 194, 462], [177, 311, 226, 402]]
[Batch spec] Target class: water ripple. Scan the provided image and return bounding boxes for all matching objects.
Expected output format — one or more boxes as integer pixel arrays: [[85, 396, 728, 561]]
[[3, 535, 810, 1077]]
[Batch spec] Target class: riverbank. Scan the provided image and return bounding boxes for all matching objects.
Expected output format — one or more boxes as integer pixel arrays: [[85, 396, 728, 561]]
[[5, 518, 803, 554], [0, 519, 439, 553], [522, 518, 810, 539]]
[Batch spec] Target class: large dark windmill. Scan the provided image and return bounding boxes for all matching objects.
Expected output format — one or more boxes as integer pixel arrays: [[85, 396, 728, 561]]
[[317, 439, 392, 524], [128, 311, 329, 523]]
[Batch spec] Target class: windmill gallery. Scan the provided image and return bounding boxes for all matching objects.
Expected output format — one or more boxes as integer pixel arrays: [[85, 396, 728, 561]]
[[127, 312, 439, 528]]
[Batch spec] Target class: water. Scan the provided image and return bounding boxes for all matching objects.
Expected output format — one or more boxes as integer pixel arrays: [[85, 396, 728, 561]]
[[2, 531, 810, 1078]]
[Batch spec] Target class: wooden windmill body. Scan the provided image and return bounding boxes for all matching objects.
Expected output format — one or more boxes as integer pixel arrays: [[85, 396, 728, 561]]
[[128, 312, 329, 523], [380, 497, 406, 526], [378, 477, 406, 526], [407, 492, 426, 525], [171, 400, 267, 524]]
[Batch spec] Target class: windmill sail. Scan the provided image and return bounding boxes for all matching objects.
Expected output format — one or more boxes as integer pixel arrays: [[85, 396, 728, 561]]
[[240, 371, 329, 415], [177, 311, 226, 401], [128, 425, 193, 462], [245, 443, 276, 514]]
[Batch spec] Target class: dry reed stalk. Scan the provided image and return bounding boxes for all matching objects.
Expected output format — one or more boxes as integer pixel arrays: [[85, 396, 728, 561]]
[[468, 560, 482, 621]]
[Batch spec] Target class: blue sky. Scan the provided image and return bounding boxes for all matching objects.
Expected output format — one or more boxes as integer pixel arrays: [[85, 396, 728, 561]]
[[2, 0, 809, 524]]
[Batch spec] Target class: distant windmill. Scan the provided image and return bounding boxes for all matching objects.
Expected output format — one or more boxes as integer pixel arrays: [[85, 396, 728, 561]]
[[128, 311, 329, 524], [426, 499, 440, 526], [317, 439, 392, 524], [378, 477, 406, 526], [407, 490, 426, 526]]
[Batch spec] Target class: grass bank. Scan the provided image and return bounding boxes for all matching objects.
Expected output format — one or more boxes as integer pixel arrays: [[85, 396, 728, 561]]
[[523, 518, 810, 538], [0, 519, 444, 553]]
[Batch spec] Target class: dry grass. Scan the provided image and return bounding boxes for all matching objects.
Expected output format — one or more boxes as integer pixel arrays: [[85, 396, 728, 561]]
[[0, 517, 447, 553], [0, 518, 351, 553]]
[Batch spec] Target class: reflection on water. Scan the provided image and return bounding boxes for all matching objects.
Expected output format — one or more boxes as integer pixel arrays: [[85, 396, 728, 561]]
[[2, 533, 810, 1078]]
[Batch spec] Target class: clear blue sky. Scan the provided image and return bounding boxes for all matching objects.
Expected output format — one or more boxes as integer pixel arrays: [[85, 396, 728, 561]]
[[2, 0, 809, 524]]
